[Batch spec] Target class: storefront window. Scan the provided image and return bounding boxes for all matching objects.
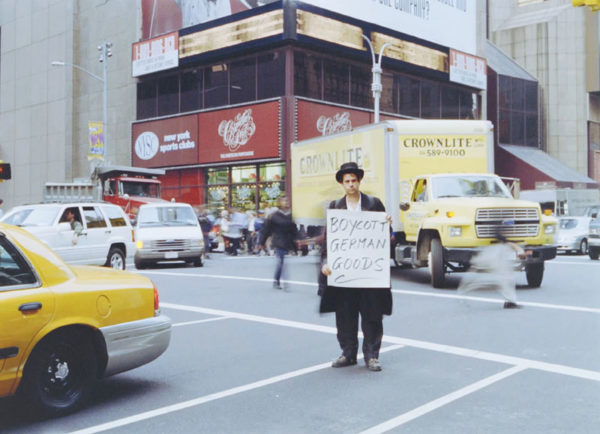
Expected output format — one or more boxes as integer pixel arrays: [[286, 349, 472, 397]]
[[208, 168, 229, 184], [207, 185, 230, 212], [137, 80, 157, 119], [205, 64, 228, 108], [397, 76, 420, 118], [259, 182, 285, 210], [350, 64, 372, 109], [421, 81, 440, 119], [232, 184, 256, 211], [181, 69, 203, 112], [231, 165, 257, 183], [259, 163, 285, 182], [323, 59, 349, 105], [294, 51, 322, 100]]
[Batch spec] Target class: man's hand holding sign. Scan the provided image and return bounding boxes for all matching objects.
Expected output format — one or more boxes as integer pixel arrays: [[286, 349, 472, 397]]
[[325, 209, 390, 288]]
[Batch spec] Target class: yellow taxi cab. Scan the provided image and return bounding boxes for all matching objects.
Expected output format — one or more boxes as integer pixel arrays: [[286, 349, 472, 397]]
[[0, 223, 171, 416]]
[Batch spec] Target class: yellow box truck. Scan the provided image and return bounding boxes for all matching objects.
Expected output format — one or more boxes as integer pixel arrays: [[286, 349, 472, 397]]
[[291, 120, 557, 288]]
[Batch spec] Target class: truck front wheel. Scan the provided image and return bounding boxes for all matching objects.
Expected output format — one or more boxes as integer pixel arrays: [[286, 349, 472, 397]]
[[429, 238, 445, 288], [525, 263, 544, 288]]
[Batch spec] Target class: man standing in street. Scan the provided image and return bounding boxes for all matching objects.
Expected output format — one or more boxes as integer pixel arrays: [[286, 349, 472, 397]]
[[319, 162, 393, 372], [259, 196, 297, 289]]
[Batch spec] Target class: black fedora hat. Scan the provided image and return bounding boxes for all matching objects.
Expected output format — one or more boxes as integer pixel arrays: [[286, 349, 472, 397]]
[[335, 162, 364, 183]]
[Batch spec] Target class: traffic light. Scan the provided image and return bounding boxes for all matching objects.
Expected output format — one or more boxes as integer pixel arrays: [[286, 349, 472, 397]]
[[0, 162, 12, 181]]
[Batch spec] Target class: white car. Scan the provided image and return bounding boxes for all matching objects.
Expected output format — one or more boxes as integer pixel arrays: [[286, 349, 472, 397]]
[[134, 203, 205, 269], [556, 216, 592, 255], [0, 202, 135, 269]]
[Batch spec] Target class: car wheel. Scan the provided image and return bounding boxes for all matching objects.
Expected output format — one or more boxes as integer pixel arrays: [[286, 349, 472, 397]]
[[105, 247, 125, 270], [579, 239, 588, 255], [590, 247, 600, 260], [429, 238, 445, 288], [525, 263, 544, 288], [20, 330, 97, 416]]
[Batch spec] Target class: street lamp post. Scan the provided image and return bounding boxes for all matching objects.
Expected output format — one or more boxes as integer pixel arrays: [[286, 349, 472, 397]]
[[362, 35, 391, 124], [51, 40, 112, 163]]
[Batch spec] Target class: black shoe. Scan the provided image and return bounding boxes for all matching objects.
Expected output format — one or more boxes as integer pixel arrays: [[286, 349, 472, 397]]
[[331, 355, 357, 368], [503, 301, 521, 309], [366, 358, 382, 371]]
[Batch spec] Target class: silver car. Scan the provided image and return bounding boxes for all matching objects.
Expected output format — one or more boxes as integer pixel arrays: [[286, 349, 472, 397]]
[[556, 217, 591, 255]]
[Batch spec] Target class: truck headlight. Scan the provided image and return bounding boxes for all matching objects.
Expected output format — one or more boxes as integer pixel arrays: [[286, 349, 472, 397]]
[[544, 225, 556, 234], [449, 226, 462, 237], [136, 240, 144, 249]]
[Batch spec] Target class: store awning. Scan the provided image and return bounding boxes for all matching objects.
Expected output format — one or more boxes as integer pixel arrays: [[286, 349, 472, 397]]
[[498, 144, 598, 190], [485, 41, 536, 81]]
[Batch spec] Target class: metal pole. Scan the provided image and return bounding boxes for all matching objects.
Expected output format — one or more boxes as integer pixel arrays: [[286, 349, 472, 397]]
[[102, 42, 108, 163], [362, 35, 391, 124]]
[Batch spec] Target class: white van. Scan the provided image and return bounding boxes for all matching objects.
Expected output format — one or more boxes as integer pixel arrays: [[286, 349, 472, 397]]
[[134, 203, 205, 269], [1, 202, 135, 269]]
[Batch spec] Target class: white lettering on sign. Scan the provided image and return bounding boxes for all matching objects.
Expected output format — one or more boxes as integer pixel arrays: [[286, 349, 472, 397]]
[[218, 109, 256, 152], [132, 32, 179, 77], [134, 131, 159, 160], [326, 209, 390, 288], [158, 130, 196, 154], [316, 112, 352, 136]]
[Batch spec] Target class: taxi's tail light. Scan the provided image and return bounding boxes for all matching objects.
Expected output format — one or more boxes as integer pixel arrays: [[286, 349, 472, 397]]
[[153, 284, 160, 312]]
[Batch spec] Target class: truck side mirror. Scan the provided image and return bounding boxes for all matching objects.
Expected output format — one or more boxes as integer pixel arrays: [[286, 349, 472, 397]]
[[400, 202, 410, 211]]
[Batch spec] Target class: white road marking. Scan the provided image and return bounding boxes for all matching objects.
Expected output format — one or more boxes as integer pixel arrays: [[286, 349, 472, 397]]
[[161, 302, 600, 382], [172, 317, 230, 327], [142, 271, 600, 314], [70, 345, 404, 434], [359, 365, 527, 434]]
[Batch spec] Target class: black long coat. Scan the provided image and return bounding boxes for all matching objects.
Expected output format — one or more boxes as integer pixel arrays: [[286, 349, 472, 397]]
[[318, 192, 393, 318]]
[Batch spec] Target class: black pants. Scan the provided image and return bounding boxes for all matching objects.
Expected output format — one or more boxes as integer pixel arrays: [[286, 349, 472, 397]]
[[335, 289, 383, 361]]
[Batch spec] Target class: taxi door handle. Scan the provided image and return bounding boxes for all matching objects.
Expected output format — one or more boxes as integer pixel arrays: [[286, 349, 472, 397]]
[[19, 302, 42, 312]]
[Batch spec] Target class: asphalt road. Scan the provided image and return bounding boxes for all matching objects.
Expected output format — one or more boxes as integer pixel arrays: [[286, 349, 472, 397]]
[[1, 252, 599, 433]]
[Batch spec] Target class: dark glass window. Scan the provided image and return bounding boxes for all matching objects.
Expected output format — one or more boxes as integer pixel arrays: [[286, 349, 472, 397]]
[[397, 76, 420, 118], [458, 90, 476, 119], [294, 51, 322, 99], [205, 64, 228, 108], [525, 113, 538, 147], [257, 52, 285, 99], [323, 59, 349, 104], [525, 80, 537, 111], [137, 81, 157, 119], [181, 69, 203, 112], [511, 78, 524, 111], [380, 73, 394, 113], [499, 109, 511, 143], [421, 81, 440, 119], [157, 75, 179, 116], [441, 86, 460, 118], [350, 64, 372, 109], [230, 58, 256, 104], [511, 109, 524, 145], [497, 75, 539, 147]]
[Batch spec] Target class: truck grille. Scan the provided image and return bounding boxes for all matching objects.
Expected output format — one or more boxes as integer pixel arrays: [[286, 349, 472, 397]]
[[150, 239, 190, 251], [475, 208, 539, 238]]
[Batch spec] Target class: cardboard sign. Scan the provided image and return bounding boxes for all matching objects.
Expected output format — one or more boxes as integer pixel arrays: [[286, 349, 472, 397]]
[[326, 209, 390, 288]]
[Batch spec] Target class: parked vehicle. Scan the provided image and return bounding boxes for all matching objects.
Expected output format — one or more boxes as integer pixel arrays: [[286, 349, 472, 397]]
[[0, 223, 171, 416], [44, 165, 167, 220], [556, 217, 591, 254], [0, 202, 135, 270], [134, 203, 205, 269], [588, 214, 600, 260], [291, 120, 557, 288]]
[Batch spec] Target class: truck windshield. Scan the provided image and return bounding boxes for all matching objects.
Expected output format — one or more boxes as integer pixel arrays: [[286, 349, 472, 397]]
[[137, 206, 198, 228], [121, 181, 160, 198], [431, 176, 512, 199], [2, 207, 60, 227]]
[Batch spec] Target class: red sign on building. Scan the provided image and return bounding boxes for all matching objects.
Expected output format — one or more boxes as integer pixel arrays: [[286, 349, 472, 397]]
[[295, 99, 371, 141], [132, 114, 198, 168], [197, 100, 281, 164]]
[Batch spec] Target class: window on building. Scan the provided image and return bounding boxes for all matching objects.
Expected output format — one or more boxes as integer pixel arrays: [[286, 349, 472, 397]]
[[230, 58, 256, 105], [350, 64, 372, 109], [497, 75, 539, 147], [137, 80, 157, 119], [397, 75, 420, 118], [323, 59, 349, 105], [181, 69, 203, 112], [257, 51, 285, 99], [157, 74, 180, 116], [421, 81, 440, 119], [205, 64, 228, 108], [294, 51, 322, 99], [380, 73, 394, 113], [441, 86, 460, 118]]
